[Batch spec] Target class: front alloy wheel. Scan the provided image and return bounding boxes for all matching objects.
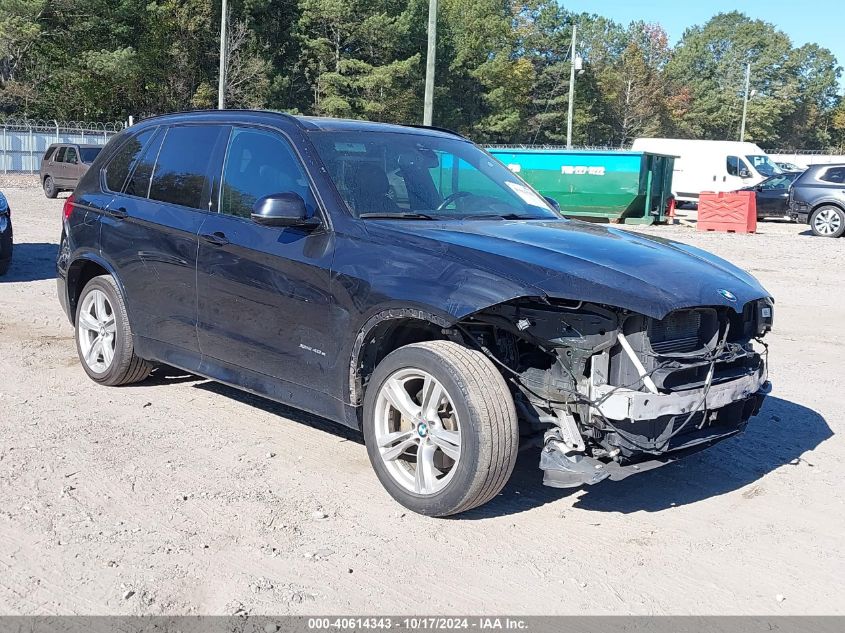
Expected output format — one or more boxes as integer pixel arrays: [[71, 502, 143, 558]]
[[363, 340, 519, 517], [373, 368, 462, 496]]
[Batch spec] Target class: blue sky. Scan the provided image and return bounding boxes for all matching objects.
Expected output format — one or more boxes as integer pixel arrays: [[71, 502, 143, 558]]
[[563, 0, 845, 92]]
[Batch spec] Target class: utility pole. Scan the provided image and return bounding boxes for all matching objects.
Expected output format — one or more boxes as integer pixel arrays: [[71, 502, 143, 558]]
[[423, 0, 438, 126], [566, 24, 577, 149], [740, 62, 751, 141], [217, 0, 228, 110]]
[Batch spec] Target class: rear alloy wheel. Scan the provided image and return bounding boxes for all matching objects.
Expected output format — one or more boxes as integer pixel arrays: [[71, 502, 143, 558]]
[[43, 176, 58, 199], [75, 275, 152, 385], [363, 340, 518, 517], [810, 205, 845, 238]]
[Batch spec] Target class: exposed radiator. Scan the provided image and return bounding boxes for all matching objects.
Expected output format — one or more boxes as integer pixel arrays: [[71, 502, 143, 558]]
[[649, 310, 703, 354]]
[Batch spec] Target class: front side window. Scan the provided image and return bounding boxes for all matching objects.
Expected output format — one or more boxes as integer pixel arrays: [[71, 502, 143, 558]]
[[307, 130, 558, 219], [109, 128, 157, 195], [148, 125, 227, 209], [726, 156, 740, 176], [65, 147, 78, 164], [220, 128, 316, 219]]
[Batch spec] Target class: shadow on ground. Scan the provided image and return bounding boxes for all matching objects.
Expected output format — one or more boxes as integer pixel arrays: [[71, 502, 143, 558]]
[[192, 376, 363, 444], [133, 370, 830, 518], [0, 242, 58, 283], [461, 396, 831, 519]]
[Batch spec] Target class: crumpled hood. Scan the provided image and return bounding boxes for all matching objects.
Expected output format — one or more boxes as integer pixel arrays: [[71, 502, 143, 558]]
[[373, 218, 770, 319]]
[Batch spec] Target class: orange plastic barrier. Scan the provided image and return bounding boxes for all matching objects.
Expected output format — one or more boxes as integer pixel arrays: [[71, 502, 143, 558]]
[[697, 191, 756, 233]]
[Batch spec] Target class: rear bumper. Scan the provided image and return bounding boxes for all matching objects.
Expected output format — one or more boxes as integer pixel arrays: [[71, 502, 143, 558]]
[[57, 274, 71, 321], [0, 217, 12, 263]]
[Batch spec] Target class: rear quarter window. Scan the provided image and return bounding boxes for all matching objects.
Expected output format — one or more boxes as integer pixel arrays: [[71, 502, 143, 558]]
[[819, 167, 845, 184], [43, 147, 56, 162], [104, 128, 158, 193]]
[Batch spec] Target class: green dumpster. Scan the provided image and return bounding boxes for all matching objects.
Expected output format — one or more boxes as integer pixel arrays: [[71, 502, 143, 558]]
[[487, 148, 675, 225]]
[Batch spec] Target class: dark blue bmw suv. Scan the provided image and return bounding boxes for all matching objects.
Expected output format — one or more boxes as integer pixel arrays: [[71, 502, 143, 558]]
[[57, 110, 773, 516]]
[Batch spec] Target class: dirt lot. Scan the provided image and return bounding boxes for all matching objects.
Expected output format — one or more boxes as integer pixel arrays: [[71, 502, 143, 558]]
[[0, 185, 842, 615]]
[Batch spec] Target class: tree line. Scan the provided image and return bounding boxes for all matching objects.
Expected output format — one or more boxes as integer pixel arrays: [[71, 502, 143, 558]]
[[1, 1, 843, 150]]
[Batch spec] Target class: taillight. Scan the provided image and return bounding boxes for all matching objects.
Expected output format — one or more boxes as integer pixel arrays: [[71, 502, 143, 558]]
[[63, 194, 75, 221]]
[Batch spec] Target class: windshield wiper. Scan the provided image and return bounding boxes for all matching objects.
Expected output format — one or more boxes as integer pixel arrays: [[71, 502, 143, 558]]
[[359, 212, 436, 220], [459, 213, 544, 220]]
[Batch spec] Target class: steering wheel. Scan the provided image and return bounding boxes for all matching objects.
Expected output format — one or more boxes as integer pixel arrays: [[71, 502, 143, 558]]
[[436, 191, 473, 212]]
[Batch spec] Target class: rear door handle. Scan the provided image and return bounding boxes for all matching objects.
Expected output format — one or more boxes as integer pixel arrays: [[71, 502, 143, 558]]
[[107, 207, 128, 219], [201, 231, 230, 246]]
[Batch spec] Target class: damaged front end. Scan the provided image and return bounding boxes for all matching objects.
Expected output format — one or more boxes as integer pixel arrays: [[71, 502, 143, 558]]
[[459, 297, 773, 488]]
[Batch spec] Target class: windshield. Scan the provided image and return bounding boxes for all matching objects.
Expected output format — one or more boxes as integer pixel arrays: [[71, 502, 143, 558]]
[[79, 147, 102, 164], [759, 173, 799, 190], [307, 130, 560, 220], [745, 154, 782, 178]]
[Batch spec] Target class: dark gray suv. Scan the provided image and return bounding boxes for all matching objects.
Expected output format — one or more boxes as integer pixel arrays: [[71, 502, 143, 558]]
[[788, 164, 845, 237], [57, 110, 774, 516]]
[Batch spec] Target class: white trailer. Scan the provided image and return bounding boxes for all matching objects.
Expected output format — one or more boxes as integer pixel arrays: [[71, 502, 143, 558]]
[[631, 138, 783, 202]]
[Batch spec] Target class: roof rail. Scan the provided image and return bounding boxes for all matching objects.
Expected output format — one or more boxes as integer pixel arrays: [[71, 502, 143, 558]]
[[401, 123, 466, 139]]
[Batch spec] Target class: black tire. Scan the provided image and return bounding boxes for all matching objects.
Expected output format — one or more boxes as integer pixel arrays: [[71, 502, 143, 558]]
[[810, 205, 845, 238], [363, 340, 518, 517], [43, 176, 58, 199], [74, 275, 152, 386]]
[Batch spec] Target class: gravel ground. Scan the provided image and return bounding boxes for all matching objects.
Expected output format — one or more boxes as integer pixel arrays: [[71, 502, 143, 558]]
[[0, 186, 842, 615]]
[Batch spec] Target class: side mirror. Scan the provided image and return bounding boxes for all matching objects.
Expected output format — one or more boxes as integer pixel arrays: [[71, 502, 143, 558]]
[[543, 196, 562, 212], [251, 192, 320, 228], [739, 168, 752, 179]]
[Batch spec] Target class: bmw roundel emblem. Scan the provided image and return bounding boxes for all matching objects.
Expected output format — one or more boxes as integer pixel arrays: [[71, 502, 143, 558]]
[[718, 288, 737, 302]]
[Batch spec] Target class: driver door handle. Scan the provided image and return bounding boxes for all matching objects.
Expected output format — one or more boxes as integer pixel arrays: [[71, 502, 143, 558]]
[[201, 231, 230, 246]]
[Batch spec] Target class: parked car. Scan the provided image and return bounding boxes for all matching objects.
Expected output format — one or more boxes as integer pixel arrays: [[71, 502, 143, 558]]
[[57, 111, 774, 516], [631, 138, 782, 204], [0, 190, 11, 275], [40, 143, 104, 198], [788, 164, 845, 237], [738, 171, 801, 219], [776, 161, 805, 172]]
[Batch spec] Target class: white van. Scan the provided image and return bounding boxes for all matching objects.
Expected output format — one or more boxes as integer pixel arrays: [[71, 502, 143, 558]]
[[631, 138, 783, 203]]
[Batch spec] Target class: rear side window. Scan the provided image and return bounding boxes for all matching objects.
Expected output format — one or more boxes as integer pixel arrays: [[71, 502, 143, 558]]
[[220, 127, 316, 218], [149, 125, 226, 209], [105, 128, 157, 193], [43, 147, 56, 162], [65, 147, 78, 164], [55, 147, 67, 163], [819, 167, 845, 184]]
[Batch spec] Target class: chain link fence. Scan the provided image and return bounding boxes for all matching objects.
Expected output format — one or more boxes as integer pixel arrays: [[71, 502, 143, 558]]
[[0, 118, 124, 173]]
